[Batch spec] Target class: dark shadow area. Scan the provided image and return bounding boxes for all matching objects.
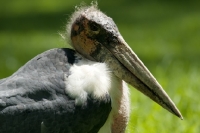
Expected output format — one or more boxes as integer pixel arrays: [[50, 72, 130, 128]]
[[0, 11, 72, 32], [0, 1, 199, 32]]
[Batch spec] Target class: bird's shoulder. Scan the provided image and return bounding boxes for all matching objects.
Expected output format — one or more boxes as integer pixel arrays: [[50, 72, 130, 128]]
[[18, 48, 76, 75]]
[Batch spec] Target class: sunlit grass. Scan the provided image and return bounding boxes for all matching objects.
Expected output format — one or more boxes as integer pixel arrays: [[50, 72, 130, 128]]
[[0, 0, 200, 132], [126, 63, 200, 133]]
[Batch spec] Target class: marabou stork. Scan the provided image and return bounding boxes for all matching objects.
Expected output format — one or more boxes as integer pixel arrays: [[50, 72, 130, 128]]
[[0, 4, 182, 133]]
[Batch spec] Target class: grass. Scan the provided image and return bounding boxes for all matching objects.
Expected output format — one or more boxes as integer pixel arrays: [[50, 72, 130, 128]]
[[0, 0, 200, 132]]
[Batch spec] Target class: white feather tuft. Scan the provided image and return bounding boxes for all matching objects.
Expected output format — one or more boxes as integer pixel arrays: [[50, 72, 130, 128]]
[[64, 54, 111, 105]]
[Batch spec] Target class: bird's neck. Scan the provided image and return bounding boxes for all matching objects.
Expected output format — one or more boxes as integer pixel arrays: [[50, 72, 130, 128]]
[[98, 77, 130, 133], [111, 81, 130, 133]]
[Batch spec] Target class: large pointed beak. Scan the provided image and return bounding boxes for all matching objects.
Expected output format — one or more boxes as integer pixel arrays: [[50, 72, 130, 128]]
[[92, 35, 183, 119]]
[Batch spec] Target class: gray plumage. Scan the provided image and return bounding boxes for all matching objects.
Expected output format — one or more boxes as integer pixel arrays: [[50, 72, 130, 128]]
[[0, 48, 111, 133]]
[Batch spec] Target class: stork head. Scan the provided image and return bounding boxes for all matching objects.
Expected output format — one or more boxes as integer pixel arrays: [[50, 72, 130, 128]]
[[66, 4, 183, 119]]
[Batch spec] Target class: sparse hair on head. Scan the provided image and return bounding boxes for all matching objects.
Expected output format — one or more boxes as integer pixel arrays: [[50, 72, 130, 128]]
[[61, 1, 99, 48]]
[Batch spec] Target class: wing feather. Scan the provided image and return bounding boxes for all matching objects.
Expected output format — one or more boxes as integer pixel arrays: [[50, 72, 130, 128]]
[[0, 48, 111, 133]]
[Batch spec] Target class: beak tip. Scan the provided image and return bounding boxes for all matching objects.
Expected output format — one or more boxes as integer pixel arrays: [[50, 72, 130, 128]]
[[180, 116, 184, 120], [176, 112, 183, 120], [176, 111, 183, 120], [166, 102, 183, 120], [175, 111, 183, 120]]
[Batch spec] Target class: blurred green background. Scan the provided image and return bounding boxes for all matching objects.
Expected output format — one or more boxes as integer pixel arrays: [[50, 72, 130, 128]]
[[0, 0, 200, 132]]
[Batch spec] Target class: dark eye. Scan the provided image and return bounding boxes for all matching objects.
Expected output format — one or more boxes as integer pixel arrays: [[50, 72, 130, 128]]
[[89, 22, 99, 32]]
